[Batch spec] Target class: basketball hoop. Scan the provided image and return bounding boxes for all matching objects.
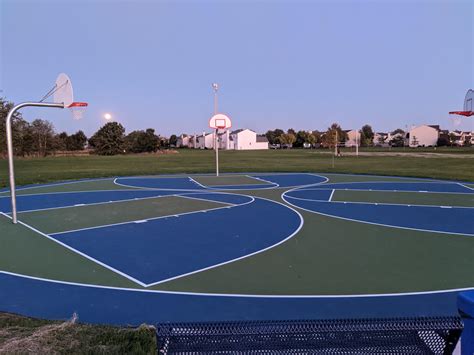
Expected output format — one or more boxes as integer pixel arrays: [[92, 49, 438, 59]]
[[68, 102, 88, 120]]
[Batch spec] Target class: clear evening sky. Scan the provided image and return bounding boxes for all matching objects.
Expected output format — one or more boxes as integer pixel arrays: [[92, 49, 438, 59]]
[[1, 0, 473, 137]]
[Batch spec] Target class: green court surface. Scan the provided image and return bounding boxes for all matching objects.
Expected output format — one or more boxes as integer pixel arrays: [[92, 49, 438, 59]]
[[332, 189, 474, 207], [0, 214, 136, 287], [1, 172, 473, 298], [17, 195, 227, 235]]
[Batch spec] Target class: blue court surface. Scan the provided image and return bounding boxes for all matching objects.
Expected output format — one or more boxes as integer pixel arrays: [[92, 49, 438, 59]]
[[0, 172, 473, 325]]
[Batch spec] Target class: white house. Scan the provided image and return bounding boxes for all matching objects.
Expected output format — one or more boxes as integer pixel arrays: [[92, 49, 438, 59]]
[[409, 125, 439, 147], [344, 130, 360, 147], [374, 132, 389, 146], [195, 132, 214, 149], [229, 129, 269, 150], [176, 134, 190, 148]]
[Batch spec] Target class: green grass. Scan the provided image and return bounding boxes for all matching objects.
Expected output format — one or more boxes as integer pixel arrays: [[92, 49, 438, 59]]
[[0, 312, 156, 354], [0, 148, 473, 188]]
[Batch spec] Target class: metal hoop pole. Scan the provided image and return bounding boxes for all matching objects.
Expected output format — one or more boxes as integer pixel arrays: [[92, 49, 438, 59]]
[[6, 102, 64, 224]]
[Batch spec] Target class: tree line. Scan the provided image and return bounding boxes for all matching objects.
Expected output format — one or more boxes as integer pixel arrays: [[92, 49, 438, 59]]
[[0, 98, 170, 157], [265, 124, 385, 148]]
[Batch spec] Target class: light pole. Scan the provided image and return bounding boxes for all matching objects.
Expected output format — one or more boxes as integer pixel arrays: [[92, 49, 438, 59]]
[[212, 83, 219, 176]]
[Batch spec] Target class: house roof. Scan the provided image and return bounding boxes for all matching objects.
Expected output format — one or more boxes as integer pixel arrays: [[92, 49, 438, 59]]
[[231, 128, 255, 135], [428, 125, 440, 131]]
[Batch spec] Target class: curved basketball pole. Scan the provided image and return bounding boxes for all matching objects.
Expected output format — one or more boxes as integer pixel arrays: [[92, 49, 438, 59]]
[[5, 102, 64, 224]]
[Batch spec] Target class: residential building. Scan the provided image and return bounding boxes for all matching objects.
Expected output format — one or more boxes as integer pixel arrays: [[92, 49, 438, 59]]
[[408, 125, 439, 147], [229, 129, 269, 150], [344, 130, 360, 147]]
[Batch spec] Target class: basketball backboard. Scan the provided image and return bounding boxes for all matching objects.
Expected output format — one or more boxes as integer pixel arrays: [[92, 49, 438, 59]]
[[209, 113, 232, 129], [449, 89, 474, 117]]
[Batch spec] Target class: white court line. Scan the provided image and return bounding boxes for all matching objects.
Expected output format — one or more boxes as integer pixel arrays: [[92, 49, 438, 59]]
[[2, 268, 474, 298], [144, 195, 304, 287], [0, 212, 147, 287], [48, 193, 256, 236], [0, 177, 116, 194], [281, 192, 474, 237], [177, 194, 238, 206], [459, 182, 474, 191], [12, 192, 209, 214], [285, 193, 474, 210], [0, 188, 148, 199], [328, 189, 335, 202], [48, 204, 242, 236], [244, 175, 280, 187], [188, 177, 208, 189], [297, 187, 474, 196]]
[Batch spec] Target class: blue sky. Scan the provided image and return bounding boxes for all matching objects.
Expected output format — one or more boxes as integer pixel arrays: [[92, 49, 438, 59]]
[[1, 0, 472, 136]]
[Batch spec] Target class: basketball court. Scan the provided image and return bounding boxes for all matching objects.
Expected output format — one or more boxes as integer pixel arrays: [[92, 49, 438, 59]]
[[0, 172, 473, 325]]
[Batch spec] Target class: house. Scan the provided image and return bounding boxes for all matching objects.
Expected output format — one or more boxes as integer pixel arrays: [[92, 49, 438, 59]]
[[195, 132, 214, 149], [229, 129, 269, 150], [344, 130, 360, 147], [176, 134, 190, 148], [374, 132, 389, 146], [408, 125, 439, 147]]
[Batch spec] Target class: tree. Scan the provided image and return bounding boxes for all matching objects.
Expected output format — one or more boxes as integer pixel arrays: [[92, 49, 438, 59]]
[[68, 130, 88, 150], [449, 133, 457, 147], [0, 97, 31, 157], [89, 122, 126, 155], [125, 128, 159, 153], [169, 134, 178, 147], [265, 129, 284, 145], [278, 133, 296, 147], [56, 132, 69, 151], [322, 123, 347, 148], [437, 136, 449, 147], [464, 136, 472, 147], [360, 124, 374, 146], [29, 119, 56, 157], [411, 135, 419, 147]]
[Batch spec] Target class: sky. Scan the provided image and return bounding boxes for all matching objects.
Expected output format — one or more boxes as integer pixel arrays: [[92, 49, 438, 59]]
[[1, 0, 473, 137]]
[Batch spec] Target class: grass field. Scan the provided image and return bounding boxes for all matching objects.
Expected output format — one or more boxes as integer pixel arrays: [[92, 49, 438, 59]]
[[0, 148, 473, 188]]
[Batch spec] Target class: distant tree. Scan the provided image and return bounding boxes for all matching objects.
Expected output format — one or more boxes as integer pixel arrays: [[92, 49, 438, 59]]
[[391, 135, 405, 147], [322, 123, 347, 148], [29, 119, 56, 156], [56, 132, 69, 151], [411, 135, 419, 147], [392, 128, 405, 135], [464, 136, 472, 147], [125, 128, 159, 153], [449, 132, 457, 147], [360, 124, 374, 146], [266, 129, 284, 145], [437, 136, 449, 147], [294, 130, 308, 148], [279, 133, 296, 147], [68, 130, 88, 151], [89, 122, 126, 155], [311, 130, 322, 144], [287, 128, 296, 136], [169, 134, 178, 147], [0, 97, 31, 157]]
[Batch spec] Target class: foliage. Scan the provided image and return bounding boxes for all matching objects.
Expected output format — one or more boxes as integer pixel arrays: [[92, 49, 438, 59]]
[[0, 312, 157, 353], [0, 98, 30, 157], [322, 123, 347, 148], [294, 130, 317, 147], [265, 129, 284, 145], [437, 136, 449, 147], [125, 129, 159, 153], [169, 134, 178, 147], [360, 124, 374, 146], [89, 122, 126, 155], [278, 133, 296, 146], [57, 131, 88, 151], [390, 135, 405, 147]]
